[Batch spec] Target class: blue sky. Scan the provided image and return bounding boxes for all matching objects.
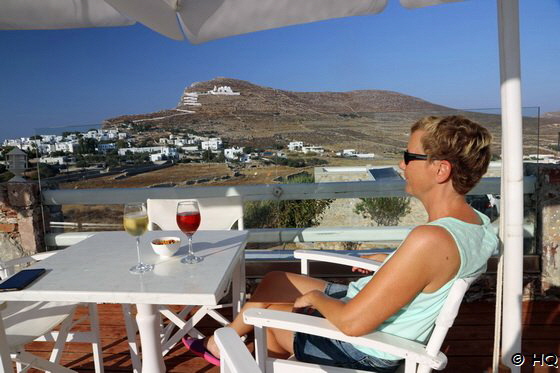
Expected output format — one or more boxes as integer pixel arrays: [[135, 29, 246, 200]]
[[0, 0, 558, 141]]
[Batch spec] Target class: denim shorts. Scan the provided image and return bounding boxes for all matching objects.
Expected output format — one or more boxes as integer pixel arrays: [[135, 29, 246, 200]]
[[293, 282, 401, 373]]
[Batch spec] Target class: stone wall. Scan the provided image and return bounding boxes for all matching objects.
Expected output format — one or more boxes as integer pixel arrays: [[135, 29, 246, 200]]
[[526, 163, 560, 296], [0, 182, 47, 262]]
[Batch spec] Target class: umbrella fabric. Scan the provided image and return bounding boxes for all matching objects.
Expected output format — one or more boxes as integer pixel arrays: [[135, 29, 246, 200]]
[[106, 0, 389, 43], [0, 0, 133, 30], [0, 0, 465, 43]]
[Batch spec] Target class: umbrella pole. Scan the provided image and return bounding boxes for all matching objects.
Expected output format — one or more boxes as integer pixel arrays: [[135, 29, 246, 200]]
[[497, 0, 524, 372]]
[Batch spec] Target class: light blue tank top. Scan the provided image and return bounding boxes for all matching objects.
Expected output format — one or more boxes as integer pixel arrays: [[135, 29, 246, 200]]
[[344, 210, 499, 360]]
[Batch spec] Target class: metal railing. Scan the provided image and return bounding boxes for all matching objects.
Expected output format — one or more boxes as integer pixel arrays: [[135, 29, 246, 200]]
[[43, 177, 529, 205]]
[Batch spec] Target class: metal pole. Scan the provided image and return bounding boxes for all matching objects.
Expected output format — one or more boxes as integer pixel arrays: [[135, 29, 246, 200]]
[[497, 0, 524, 371]]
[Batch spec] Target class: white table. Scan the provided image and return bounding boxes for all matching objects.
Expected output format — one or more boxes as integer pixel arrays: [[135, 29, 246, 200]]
[[0, 230, 248, 373]]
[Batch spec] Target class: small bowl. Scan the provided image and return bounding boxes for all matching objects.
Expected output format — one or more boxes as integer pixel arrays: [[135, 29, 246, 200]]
[[151, 237, 181, 257]]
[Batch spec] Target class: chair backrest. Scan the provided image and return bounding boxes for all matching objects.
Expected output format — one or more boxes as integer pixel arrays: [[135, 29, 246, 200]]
[[0, 252, 58, 279], [416, 276, 477, 373], [146, 197, 244, 231]]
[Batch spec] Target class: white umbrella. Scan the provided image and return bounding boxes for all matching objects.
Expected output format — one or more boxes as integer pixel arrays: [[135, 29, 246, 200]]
[[0, 1, 524, 371]]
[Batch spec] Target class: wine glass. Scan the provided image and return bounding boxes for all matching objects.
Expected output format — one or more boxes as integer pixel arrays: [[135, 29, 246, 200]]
[[123, 202, 153, 274], [176, 200, 202, 264]]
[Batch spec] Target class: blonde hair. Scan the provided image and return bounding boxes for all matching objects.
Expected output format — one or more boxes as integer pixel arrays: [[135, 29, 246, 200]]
[[411, 115, 493, 194]]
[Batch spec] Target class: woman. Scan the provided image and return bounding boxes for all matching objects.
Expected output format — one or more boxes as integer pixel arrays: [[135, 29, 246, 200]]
[[184, 115, 499, 372]]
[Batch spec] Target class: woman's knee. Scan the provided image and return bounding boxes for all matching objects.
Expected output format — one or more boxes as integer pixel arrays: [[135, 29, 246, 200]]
[[261, 270, 288, 285]]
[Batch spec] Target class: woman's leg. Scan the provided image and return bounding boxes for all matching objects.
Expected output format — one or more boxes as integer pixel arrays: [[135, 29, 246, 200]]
[[266, 304, 297, 358], [206, 271, 327, 358]]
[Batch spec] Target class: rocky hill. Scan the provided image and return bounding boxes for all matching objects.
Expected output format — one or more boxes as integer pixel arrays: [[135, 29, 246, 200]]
[[104, 77, 555, 157]]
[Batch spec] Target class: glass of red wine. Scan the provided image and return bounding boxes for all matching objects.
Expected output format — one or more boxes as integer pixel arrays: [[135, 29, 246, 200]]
[[177, 200, 202, 264]]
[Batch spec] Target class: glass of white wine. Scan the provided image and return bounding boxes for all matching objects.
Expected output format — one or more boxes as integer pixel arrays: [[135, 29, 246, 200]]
[[123, 202, 153, 274]]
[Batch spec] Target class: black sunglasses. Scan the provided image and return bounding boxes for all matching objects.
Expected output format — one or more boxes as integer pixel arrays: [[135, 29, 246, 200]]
[[403, 151, 429, 165]]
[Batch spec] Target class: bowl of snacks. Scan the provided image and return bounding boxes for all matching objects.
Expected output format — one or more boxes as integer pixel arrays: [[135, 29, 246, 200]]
[[151, 237, 181, 257]]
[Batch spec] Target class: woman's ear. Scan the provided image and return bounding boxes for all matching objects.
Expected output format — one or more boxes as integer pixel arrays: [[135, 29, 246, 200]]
[[435, 160, 452, 184]]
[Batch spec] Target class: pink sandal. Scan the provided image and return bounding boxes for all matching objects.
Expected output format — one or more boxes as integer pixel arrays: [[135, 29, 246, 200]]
[[182, 337, 221, 366]]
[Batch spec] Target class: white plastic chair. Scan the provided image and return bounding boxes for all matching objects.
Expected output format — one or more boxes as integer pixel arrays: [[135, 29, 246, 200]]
[[214, 327, 262, 373], [0, 252, 104, 373], [240, 250, 477, 373], [146, 197, 244, 231], [123, 197, 245, 372]]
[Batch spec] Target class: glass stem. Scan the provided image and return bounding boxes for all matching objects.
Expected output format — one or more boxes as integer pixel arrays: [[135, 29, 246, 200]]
[[188, 234, 193, 256], [136, 236, 142, 264]]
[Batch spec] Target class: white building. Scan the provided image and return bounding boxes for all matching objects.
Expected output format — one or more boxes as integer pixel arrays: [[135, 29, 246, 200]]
[[224, 146, 244, 160], [337, 149, 357, 157], [207, 85, 240, 95], [302, 146, 324, 154], [201, 138, 223, 151], [84, 130, 99, 139], [118, 146, 178, 158], [356, 153, 375, 159], [98, 143, 116, 153], [38, 143, 56, 154], [288, 141, 304, 151], [336, 149, 375, 159], [54, 142, 77, 153], [181, 92, 202, 106], [39, 156, 70, 165], [181, 146, 199, 153], [523, 154, 558, 164]]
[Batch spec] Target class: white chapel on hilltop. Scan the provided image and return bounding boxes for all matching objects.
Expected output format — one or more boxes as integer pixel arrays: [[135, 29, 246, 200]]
[[207, 85, 240, 95]]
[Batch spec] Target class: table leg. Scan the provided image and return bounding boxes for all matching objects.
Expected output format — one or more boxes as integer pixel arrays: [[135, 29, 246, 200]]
[[135, 304, 166, 373], [231, 255, 246, 318]]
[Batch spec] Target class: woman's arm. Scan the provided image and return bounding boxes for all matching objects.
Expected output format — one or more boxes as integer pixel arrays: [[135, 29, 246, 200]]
[[296, 225, 460, 337]]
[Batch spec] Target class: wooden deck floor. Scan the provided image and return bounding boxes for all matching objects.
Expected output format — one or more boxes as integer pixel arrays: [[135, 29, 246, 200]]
[[22, 300, 559, 373]]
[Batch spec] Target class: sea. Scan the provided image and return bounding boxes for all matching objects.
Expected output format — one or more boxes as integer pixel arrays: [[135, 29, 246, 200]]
[[33, 123, 103, 137]]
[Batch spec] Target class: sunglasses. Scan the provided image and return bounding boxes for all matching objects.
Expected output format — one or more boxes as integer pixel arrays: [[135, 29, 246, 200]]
[[403, 151, 429, 165]]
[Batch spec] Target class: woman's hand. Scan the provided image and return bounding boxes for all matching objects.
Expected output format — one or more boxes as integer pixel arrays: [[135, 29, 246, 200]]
[[351, 253, 389, 274], [293, 290, 319, 309]]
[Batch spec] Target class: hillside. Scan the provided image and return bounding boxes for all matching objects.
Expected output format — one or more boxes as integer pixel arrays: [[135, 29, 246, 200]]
[[104, 77, 555, 157]]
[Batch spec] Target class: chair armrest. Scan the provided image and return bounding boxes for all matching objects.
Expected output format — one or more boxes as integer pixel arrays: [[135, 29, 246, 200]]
[[244, 308, 446, 370], [294, 250, 382, 272], [214, 327, 262, 373]]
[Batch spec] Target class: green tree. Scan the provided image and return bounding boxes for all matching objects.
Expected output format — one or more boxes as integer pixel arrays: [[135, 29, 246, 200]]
[[0, 170, 14, 182], [62, 131, 80, 137], [28, 163, 59, 180], [76, 159, 89, 169], [202, 149, 215, 162], [216, 152, 226, 163], [77, 138, 98, 154], [244, 173, 332, 228], [1, 146, 15, 160], [286, 158, 305, 168], [354, 197, 412, 226]]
